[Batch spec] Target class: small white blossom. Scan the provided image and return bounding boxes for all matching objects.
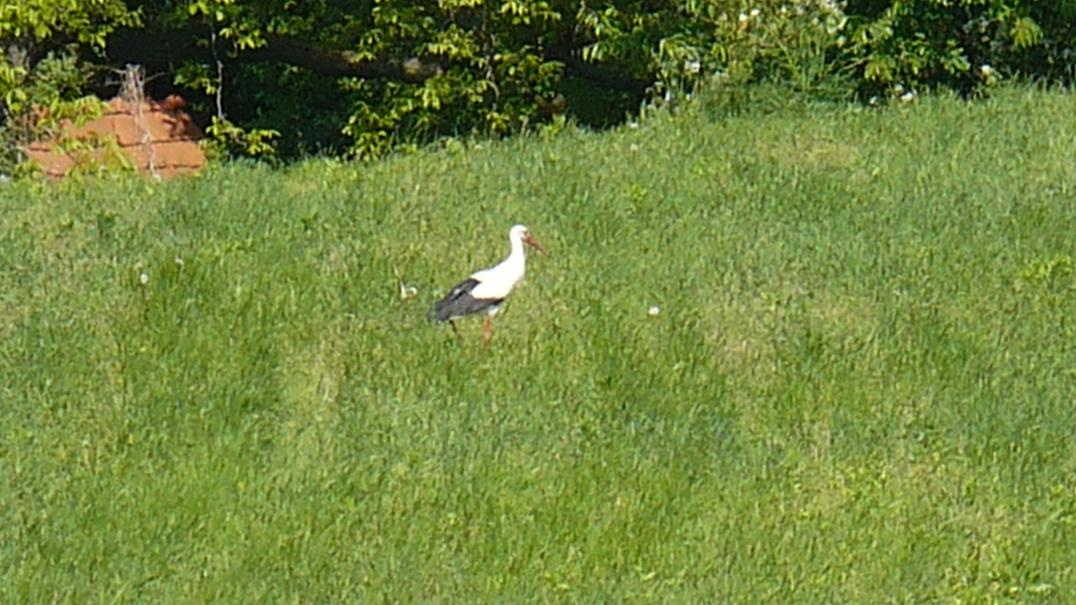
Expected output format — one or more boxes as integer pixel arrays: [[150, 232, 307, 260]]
[[900, 90, 916, 103], [394, 266, 418, 300], [685, 59, 701, 75], [139, 272, 149, 286], [818, 0, 841, 15], [738, 12, 749, 22], [980, 64, 994, 76], [648, 305, 661, 316], [174, 256, 184, 267], [750, 7, 760, 17]]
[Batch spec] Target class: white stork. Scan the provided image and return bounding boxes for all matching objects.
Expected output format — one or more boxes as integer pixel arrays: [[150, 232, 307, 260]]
[[430, 224, 547, 346]]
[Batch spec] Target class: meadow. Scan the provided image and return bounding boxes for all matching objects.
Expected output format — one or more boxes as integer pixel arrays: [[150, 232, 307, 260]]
[[1, 86, 1074, 603]]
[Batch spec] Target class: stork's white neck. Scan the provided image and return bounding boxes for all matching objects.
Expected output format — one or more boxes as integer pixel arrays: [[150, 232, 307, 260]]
[[499, 230, 527, 279], [467, 227, 530, 299], [508, 230, 526, 261]]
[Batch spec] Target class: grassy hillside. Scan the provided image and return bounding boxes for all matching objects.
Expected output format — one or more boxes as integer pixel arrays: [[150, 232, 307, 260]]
[[2, 86, 1074, 603]]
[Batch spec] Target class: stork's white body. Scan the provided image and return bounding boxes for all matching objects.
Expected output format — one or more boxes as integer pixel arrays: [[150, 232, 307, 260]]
[[467, 227, 530, 302]]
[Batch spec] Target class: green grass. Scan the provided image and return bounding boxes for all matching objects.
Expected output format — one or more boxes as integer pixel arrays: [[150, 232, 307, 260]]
[[2, 85, 1075, 603]]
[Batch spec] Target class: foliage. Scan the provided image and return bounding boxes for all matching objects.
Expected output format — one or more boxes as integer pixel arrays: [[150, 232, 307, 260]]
[[0, 0, 137, 57], [144, 0, 569, 158], [846, 0, 1076, 96], [579, 0, 1075, 103], [579, 0, 856, 100], [2, 86, 1075, 601], [203, 116, 281, 158], [155, 0, 1073, 156]]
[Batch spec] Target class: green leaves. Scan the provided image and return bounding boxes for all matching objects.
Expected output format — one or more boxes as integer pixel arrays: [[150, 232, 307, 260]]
[[0, 0, 138, 46], [844, 0, 1069, 96], [0, 63, 29, 113], [205, 117, 282, 158], [1010, 16, 1042, 49]]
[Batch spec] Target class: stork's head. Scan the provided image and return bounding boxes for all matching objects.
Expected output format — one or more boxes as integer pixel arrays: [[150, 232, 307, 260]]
[[511, 224, 548, 256]]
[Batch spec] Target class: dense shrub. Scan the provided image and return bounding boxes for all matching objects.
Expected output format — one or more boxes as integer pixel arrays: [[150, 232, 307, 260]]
[[846, 0, 1076, 96], [580, 0, 856, 100]]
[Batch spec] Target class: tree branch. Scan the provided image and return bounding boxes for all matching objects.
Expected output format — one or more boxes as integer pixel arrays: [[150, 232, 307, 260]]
[[248, 36, 443, 82], [106, 26, 443, 83], [106, 25, 649, 94], [548, 48, 650, 97]]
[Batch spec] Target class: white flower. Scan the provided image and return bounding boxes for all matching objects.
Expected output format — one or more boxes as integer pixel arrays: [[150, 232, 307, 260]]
[[980, 64, 994, 76], [750, 7, 760, 17], [394, 266, 418, 300], [738, 12, 749, 22], [648, 305, 661, 316], [818, 0, 841, 15], [174, 256, 184, 267], [899, 90, 916, 103], [684, 59, 701, 74], [139, 272, 149, 286]]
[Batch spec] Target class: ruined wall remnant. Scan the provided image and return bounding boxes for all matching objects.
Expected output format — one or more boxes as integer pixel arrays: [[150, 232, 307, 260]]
[[24, 95, 205, 179]]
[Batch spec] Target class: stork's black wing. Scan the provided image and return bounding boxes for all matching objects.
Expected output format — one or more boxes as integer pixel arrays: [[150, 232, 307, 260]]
[[429, 278, 503, 321]]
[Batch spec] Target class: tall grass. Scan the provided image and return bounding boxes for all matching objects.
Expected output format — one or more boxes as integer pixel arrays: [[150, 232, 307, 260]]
[[2, 86, 1074, 602]]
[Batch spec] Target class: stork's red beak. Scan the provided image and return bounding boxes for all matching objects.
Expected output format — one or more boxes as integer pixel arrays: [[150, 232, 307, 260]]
[[523, 233, 548, 256]]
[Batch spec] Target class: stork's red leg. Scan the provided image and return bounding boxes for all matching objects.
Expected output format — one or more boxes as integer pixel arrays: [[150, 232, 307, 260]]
[[482, 315, 492, 348]]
